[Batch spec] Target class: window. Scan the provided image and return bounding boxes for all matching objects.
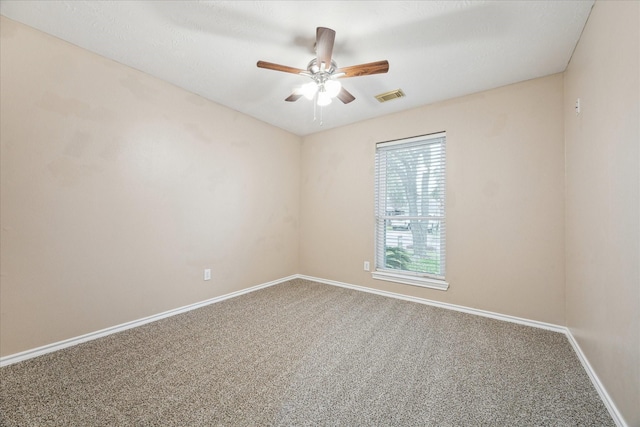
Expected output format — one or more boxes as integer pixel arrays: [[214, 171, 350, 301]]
[[373, 132, 447, 290]]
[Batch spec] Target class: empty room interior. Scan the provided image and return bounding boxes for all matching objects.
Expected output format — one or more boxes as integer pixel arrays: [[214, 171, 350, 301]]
[[0, 1, 638, 426]]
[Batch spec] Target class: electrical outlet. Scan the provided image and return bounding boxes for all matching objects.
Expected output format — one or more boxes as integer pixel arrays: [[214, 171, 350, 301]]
[[364, 261, 370, 271], [204, 269, 211, 281]]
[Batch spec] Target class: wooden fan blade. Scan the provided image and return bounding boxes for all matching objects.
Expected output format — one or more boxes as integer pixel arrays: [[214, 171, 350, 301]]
[[336, 87, 355, 104], [285, 93, 302, 102], [257, 61, 306, 75], [336, 60, 389, 78], [316, 27, 336, 69]]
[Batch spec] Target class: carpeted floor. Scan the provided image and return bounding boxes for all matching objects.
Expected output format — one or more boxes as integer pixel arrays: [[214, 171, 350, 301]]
[[0, 279, 614, 426]]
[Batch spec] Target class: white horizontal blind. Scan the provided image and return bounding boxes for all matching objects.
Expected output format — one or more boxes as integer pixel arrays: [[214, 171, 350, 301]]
[[375, 132, 446, 280]]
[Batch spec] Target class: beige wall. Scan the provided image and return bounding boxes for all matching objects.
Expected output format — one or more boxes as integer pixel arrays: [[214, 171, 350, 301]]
[[0, 17, 300, 357], [564, 1, 639, 425], [300, 74, 566, 325]]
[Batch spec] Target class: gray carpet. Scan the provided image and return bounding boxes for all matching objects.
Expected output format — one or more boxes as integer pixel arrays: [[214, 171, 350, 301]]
[[0, 279, 613, 426]]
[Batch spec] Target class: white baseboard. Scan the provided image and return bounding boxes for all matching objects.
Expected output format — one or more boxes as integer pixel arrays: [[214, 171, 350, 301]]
[[0, 275, 296, 368], [565, 331, 627, 427], [297, 274, 566, 332], [297, 274, 627, 427]]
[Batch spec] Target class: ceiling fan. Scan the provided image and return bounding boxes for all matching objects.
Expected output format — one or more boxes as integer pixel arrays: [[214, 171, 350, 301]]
[[257, 27, 389, 106]]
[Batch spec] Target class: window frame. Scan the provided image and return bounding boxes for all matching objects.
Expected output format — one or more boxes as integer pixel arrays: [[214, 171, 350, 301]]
[[373, 132, 448, 291]]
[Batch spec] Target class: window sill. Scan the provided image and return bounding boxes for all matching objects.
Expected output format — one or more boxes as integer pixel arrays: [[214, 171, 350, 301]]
[[372, 270, 449, 291]]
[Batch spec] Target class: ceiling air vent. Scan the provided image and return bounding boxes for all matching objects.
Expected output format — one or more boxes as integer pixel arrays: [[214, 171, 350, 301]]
[[375, 89, 405, 103]]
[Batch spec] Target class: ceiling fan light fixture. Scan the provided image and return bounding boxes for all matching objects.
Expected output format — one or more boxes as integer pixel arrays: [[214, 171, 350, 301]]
[[317, 90, 332, 106], [301, 81, 318, 100], [324, 79, 342, 98]]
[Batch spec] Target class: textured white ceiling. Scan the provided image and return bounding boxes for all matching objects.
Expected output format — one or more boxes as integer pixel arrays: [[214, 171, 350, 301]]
[[0, 1, 594, 136]]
